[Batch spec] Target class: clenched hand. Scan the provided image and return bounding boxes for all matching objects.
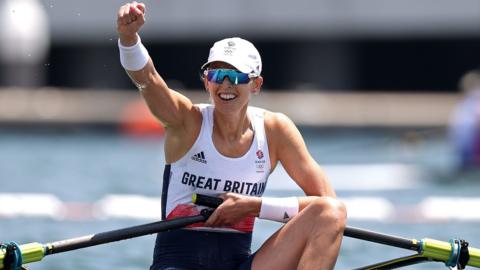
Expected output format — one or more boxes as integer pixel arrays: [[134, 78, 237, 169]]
[[117, 1, 146, 46]]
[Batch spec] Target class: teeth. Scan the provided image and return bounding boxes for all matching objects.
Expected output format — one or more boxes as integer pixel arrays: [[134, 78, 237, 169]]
[[219, 93, 236, 100]]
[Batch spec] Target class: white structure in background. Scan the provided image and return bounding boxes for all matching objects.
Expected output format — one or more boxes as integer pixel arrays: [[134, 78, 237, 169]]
[[0, 0, 50, 87], [2, 193, 480, 222]]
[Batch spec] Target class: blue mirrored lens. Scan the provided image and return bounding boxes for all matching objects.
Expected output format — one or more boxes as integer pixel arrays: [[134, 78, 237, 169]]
[[206, 69, 250, 85]]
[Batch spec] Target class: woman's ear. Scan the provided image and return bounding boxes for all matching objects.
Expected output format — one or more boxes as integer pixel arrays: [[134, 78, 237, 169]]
[[250, 76, 263, 94], [203, 76, 209, 92]]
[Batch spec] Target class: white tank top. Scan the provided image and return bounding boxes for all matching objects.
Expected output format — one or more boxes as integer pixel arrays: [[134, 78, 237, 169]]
[[161, 104, 271, 233]]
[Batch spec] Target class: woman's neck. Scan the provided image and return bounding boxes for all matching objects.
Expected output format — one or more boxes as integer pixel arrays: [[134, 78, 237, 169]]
[[212, 107, 251, 141]]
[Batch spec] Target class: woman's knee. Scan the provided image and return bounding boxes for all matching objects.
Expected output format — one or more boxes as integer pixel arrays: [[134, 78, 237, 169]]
[[305, 197, 347, 231]]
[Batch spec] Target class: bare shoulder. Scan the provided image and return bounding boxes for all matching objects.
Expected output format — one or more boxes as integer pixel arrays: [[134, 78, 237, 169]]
[[164, 104, 203, 163], [171, 103, 203, 136], [183, 103, 203, 128], [263, 110, 303, 162], [264, 110, 299, 140]]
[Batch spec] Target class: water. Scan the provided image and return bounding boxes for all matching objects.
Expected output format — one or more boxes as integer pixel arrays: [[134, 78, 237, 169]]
[[1, 128, 479, 270]]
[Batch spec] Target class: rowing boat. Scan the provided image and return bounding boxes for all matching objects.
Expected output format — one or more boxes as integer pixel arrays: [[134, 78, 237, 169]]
[[1, 194, 479, 270]]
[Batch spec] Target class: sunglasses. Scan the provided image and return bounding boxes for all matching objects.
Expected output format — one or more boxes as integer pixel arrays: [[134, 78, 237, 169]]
[[203, 69, 257, 85]]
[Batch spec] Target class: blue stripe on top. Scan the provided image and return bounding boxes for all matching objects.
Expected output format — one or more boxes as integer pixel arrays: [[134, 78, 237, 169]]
[[161, 164, 171, 220]]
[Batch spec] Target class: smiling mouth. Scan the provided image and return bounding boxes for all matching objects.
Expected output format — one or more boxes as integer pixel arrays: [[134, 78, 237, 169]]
[[218, 93, 237, 101]]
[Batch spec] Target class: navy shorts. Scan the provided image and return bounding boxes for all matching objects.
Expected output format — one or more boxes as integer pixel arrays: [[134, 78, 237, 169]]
[[150, 229, 255, 270]]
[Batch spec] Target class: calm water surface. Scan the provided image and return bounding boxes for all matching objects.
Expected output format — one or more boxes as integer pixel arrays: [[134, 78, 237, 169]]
[[1, 128, 479, 269]]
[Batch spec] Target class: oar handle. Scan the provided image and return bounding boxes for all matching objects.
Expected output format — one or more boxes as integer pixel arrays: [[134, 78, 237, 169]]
[[192, 193, 223, 208]]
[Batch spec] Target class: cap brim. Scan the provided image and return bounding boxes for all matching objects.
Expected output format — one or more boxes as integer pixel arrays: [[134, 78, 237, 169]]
[[201, 56, 252, 74]]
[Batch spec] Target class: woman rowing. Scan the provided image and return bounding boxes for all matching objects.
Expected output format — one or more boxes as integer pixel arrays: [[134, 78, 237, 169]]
[[117, 2, 346, 269]]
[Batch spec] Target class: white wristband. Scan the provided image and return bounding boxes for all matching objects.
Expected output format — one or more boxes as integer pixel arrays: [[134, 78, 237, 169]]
[[118, 36, 149, 71], [259, 197, 299, 223]]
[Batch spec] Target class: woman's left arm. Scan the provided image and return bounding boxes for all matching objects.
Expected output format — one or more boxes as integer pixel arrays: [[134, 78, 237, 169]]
[[266, 112, 336, 211]]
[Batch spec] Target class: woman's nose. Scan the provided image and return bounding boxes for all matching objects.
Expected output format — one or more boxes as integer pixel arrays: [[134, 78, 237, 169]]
[[220, 76, 235, 86]]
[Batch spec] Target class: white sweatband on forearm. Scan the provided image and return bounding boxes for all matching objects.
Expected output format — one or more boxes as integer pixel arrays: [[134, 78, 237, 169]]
[[259, 197, 299, 223], [118, 37, 150, 71]]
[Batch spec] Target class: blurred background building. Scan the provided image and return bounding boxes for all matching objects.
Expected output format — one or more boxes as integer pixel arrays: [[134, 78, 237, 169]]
[[0, 0, 479, 137], [1, 0, 479, 91]]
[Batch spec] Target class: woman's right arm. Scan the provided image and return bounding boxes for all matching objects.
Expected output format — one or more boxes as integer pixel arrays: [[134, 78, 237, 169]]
[[117, 2, 195, 128]]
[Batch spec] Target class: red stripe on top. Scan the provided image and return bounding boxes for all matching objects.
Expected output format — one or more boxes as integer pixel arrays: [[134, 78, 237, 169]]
[[167, 204, 255, 232]]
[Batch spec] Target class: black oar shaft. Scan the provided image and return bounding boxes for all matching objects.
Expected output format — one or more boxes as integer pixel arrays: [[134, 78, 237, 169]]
[[193, 194, 421, 252], [46, 214, 206, 255], [344, 226, 420, 252], [352, 254, 430, 270]]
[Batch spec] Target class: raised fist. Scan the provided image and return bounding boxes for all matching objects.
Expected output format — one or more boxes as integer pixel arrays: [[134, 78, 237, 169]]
[[117, 1, 146, 44]]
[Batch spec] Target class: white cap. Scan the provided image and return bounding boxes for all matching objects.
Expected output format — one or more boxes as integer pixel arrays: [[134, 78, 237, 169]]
[[201, 37, 262, 76]]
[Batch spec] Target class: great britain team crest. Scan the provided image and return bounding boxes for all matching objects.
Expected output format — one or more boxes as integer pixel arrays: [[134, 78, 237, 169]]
[[255, 150, 265, 173], [256, 150, 264, 159]]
